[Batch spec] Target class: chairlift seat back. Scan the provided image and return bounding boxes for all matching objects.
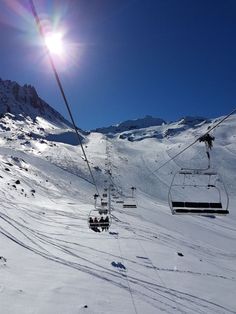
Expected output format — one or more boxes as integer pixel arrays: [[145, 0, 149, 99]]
[[123, 204, 137, 208], [101, 201, 108, 206], [171, 201, 229, 215]]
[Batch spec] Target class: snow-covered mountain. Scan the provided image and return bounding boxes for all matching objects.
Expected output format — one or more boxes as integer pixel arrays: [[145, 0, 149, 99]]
[[93, 115, 166, 135], [0, 79, 70, 127], [0, 80, 235, 314], [0, 79, 87, 149], [114, 115, 209, 142], [93, 114, 211, 142]]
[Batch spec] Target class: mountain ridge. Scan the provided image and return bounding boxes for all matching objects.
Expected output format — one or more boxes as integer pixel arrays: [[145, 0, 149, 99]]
[[92, 115, 210, 138], [1, 79, 211, 139], [0, 78, 71, 128]]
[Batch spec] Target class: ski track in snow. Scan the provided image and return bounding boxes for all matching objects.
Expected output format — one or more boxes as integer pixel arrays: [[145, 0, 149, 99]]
[[1, 200, 236, 314]]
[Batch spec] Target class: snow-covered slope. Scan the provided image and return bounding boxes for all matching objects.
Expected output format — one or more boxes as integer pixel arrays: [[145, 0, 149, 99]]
[[0, 85, 235, 314]]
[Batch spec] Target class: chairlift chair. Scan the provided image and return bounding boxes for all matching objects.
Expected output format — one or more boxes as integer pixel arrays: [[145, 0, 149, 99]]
[[123, 197, 137, 208], [168, 133, 229, 216], [122, 186, 138, 208], [88, 208, 111, 232], [101, 199, 108, 207], [116, 200, 124, 204], [88, 192, 111, 232], [168, 169, 229, 215], [123, 204, 137, 208], [109, 184, 115, 191]]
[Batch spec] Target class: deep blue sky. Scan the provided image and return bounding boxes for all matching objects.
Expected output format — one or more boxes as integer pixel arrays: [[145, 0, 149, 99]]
[[0, 0, 235, 130]]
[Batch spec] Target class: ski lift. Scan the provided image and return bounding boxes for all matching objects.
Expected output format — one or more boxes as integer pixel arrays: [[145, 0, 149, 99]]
[[122, 186, 137, 208], [123, 197, 137, 208], [123, 186, 137, 208], [101, 190, 108, 206], [88, 194, 111, 232], [123, 203, 137, 208], [168, 170, 229, 215], [101, 199, 108, 206], [168, 134, 229, 216], [88, 209, 111, 232]]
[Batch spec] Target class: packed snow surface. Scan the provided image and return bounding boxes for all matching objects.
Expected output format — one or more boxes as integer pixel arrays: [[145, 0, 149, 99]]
[[0, 83, 235, 313]]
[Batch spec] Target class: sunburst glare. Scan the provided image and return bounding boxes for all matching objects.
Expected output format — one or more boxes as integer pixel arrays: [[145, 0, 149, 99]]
[[45, 32, 64, 56]]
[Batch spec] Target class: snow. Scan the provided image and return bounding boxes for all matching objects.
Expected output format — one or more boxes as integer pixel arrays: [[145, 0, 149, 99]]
[[93, 115, 166, 135], [0, 81, 236, 313]]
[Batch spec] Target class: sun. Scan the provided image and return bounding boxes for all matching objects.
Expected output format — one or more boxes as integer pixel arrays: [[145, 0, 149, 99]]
[[45, 32, 64, 56]]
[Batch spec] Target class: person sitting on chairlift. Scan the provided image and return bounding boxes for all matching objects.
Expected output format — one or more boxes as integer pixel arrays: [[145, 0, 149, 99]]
[[89, 217, 96, 232], [89, 217, 93, 226], [99, 216, 105, 231], [91, 217, 101, 233], [104, 216, 109, 231]]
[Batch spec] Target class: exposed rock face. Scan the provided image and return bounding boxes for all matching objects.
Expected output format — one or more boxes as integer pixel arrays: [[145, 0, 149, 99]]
[[0, 78, 70, 127]]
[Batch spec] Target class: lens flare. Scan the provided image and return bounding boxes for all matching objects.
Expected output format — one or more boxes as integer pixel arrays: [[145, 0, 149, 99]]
[[45, 32, 64, 56]]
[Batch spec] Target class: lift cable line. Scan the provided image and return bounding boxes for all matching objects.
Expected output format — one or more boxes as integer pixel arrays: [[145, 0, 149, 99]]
[[29, 0, 100, 196], [153, 107, 236, 174]]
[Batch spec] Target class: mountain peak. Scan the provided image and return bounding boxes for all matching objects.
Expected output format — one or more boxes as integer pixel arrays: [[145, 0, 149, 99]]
[[0, 79, 70, 127], [179, 116, 208, 125], [93, 115, 166, 135]]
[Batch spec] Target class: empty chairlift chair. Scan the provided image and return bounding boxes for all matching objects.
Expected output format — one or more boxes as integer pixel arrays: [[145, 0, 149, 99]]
[[123, 203, 137, 208], [101, 199, 108, 207], [123, 186, 137, 208], [123, 197, 137, 208], [116, 200, 124, 204], [168, 169, 229, 215], [101, 185, 108, 206], [168, 133, 229, 216]]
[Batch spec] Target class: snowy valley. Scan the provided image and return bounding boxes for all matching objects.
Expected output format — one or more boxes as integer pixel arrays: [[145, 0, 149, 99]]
[[0, 79, 236, 314]]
